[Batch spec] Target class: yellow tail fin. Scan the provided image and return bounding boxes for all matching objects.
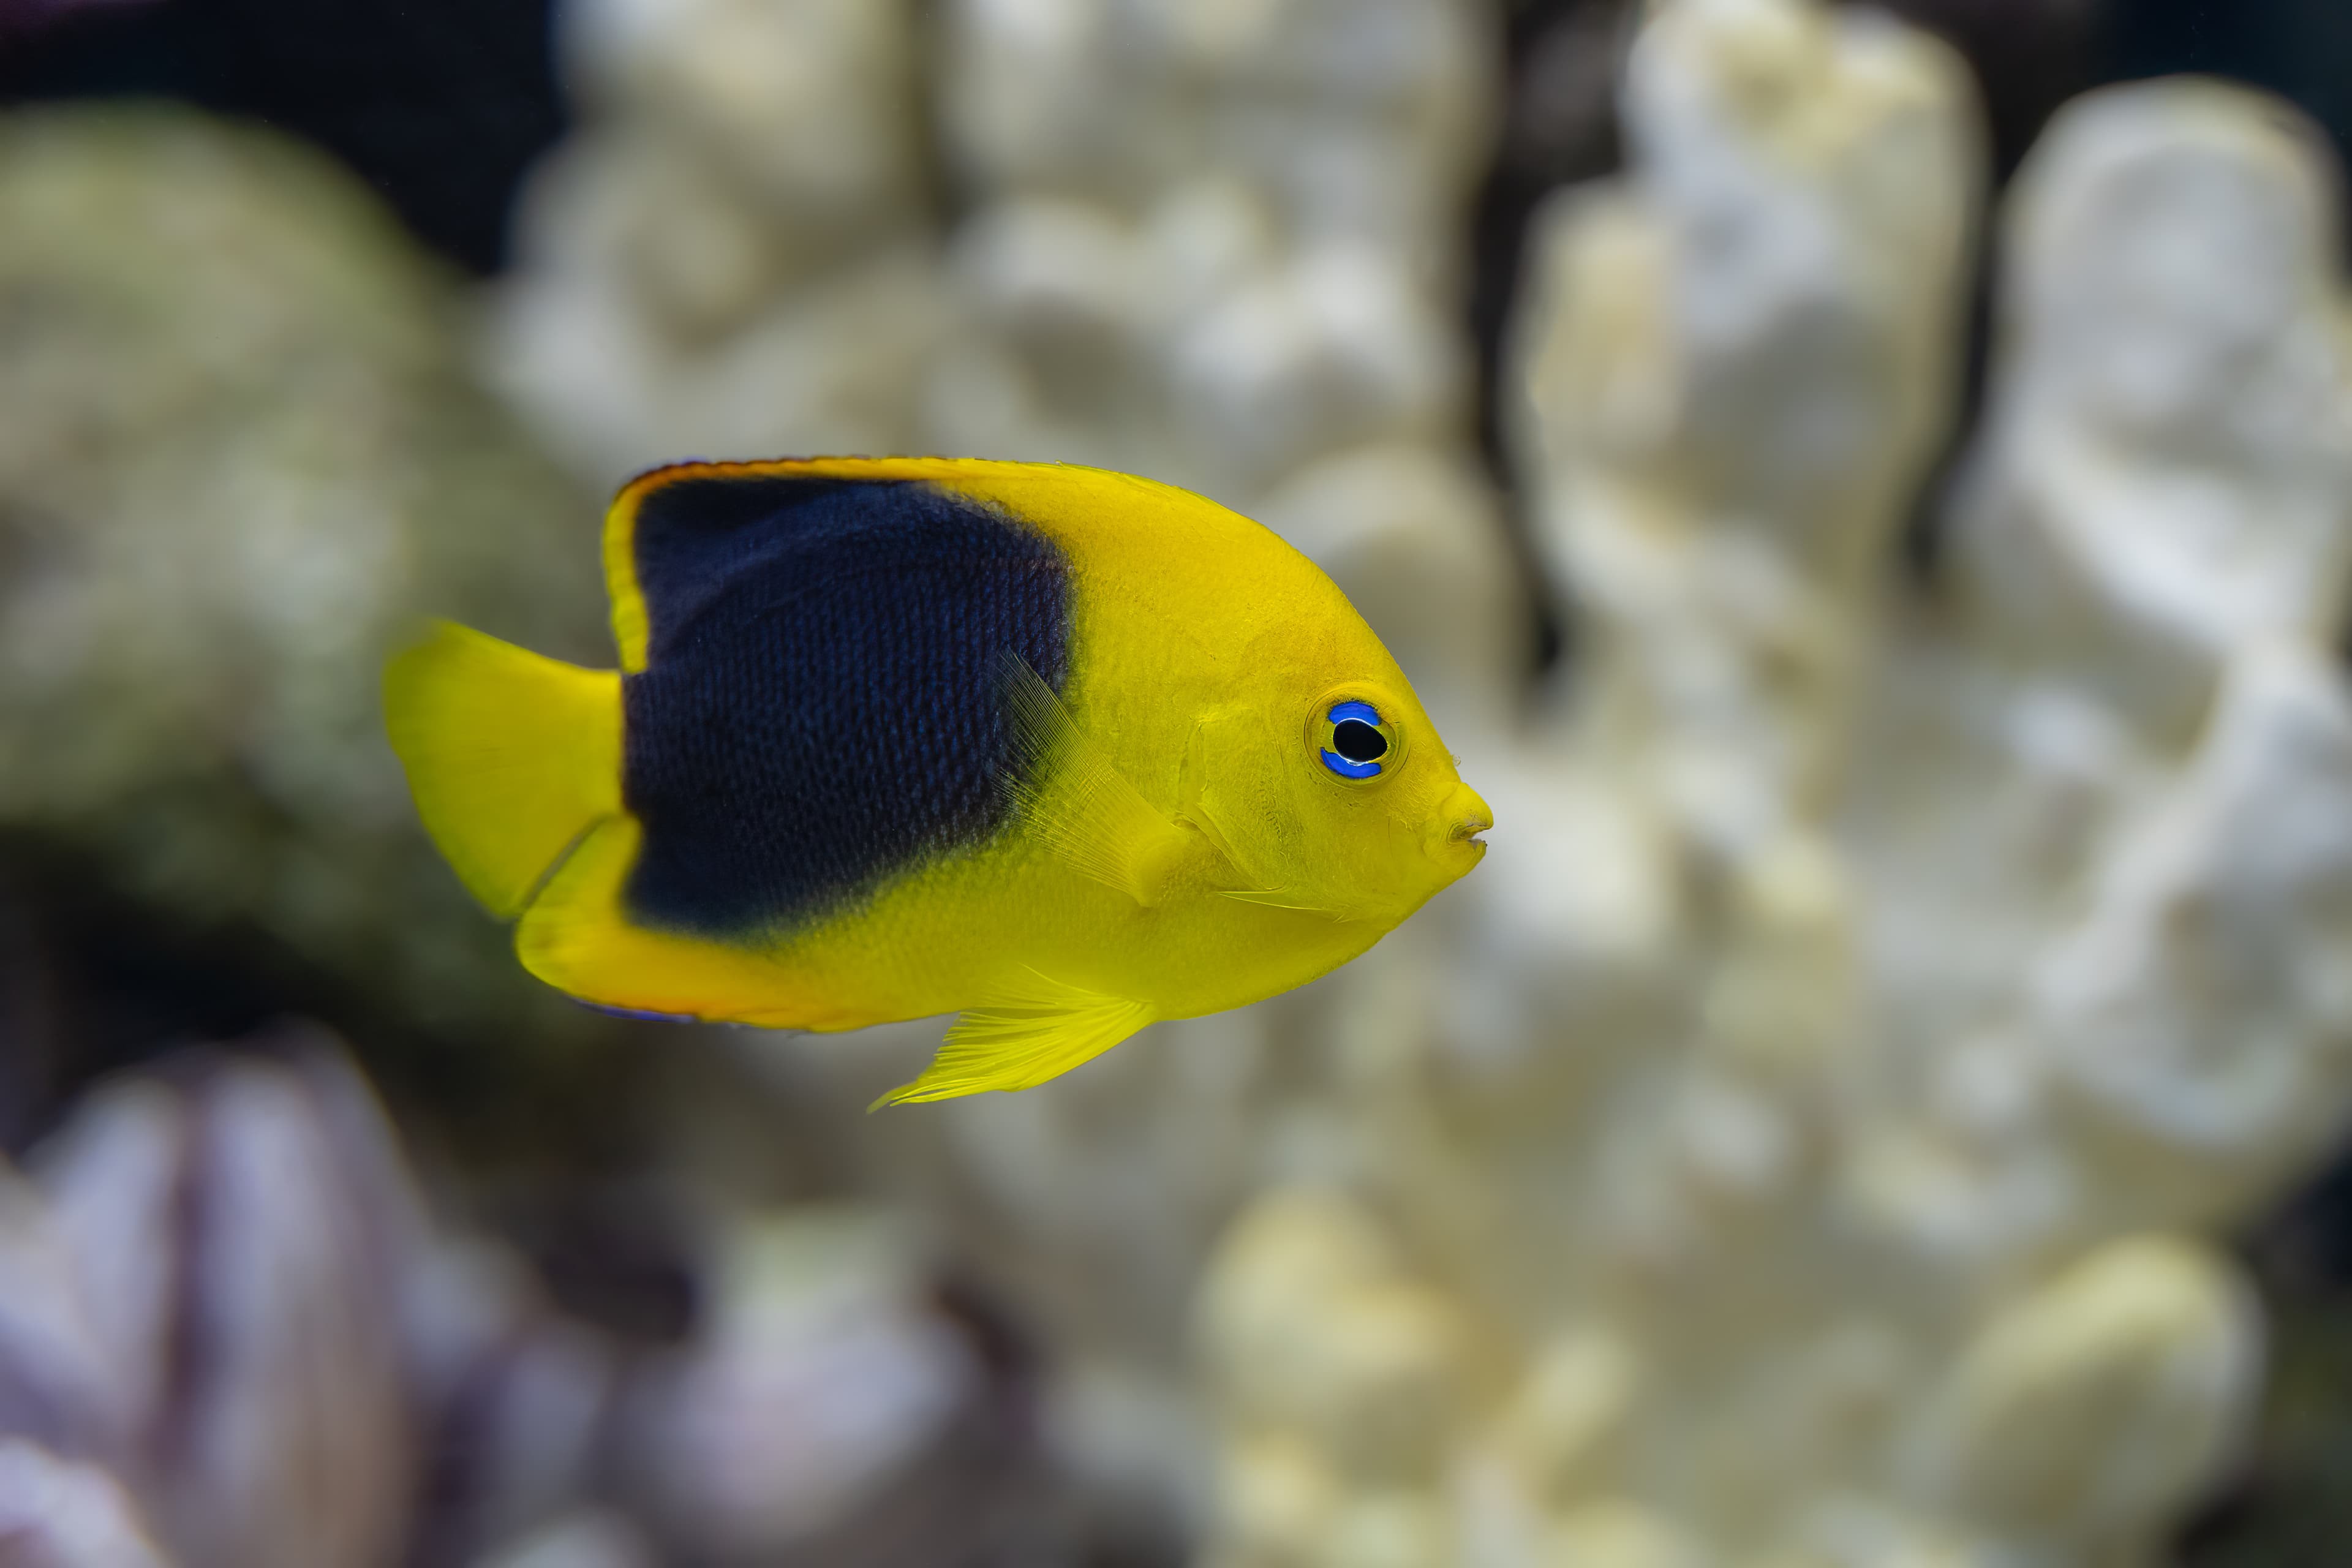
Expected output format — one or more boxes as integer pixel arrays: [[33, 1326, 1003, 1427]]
[[383, 621, 623, 918]]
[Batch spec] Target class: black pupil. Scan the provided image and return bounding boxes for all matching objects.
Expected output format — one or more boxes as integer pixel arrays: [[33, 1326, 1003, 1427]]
[[1332, 719, 1387, 763]]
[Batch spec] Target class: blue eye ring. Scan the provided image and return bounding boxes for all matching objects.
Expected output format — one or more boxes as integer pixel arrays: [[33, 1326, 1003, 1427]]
[[1310, 695, 1403, 784]]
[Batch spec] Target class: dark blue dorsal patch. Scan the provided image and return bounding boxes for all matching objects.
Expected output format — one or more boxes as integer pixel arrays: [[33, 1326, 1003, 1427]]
[[619, 472, 1071, 937]]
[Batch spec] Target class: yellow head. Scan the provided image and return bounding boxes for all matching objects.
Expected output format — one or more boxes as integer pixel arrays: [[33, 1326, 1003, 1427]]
[[919, 456, 1493, 930], [1186, 614, 1491, 926]]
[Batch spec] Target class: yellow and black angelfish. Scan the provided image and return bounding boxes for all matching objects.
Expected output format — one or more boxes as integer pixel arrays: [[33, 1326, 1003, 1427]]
[[385, 458, 1491, 1105]]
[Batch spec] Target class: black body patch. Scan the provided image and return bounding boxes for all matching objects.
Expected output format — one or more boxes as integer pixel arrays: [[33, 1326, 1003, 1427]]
[[619, 473, 1071, 937]]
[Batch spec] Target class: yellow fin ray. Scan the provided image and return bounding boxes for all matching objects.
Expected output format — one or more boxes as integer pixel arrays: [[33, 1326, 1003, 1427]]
[[874, 968, 1154, 1107], [1219, 886, 1351, 918], [1172, 714, 1337, 913], [383, 621, 622, 918], [1000, 653, 1191, 906]]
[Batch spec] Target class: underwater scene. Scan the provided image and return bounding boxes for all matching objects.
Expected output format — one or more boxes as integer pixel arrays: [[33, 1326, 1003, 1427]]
[[4, 0, 2352, 1564]]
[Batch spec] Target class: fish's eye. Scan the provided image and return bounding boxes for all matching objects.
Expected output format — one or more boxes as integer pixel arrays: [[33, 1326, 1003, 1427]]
[[1315, 698, 1400, 783]]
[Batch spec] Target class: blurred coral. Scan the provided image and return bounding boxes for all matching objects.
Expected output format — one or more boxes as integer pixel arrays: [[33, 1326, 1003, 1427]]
[[0, 1036, 1048, 1567], [0, 1440, 174, 1568], [11, 1, 2352, 1564], [487, 0, 943, 486], [472, 1512, 653, 1568], [0, 106, 616, 1061], [869, 0, 1526, 1521], [929, 0, 1494, 512], [621, 1212, 1005, 1563], [29, 1044, 418, 1568], [1183, 4, 2351, 1566]]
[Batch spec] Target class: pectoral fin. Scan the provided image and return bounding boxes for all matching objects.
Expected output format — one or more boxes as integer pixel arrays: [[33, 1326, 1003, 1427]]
[[1000, 653, 1192, 906], [873, 968, 1155, 1107], [1176, 710, 1348, 920], [1219, 886, 1351, 918]]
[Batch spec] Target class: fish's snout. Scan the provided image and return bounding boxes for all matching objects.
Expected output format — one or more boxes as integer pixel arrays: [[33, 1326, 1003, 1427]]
[[1427, 782, 1492, 869]]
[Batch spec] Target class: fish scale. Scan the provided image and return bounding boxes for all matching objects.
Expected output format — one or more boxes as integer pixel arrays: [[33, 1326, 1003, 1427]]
[[620, 474, 1071, 937]]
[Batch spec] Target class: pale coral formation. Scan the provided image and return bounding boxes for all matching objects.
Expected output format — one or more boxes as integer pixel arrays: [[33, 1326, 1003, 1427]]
[[625, 1213, 982, 1558], [32, 1055, 418, 1568], [774, 0, 1534, 1515], [927, 0, 1494, 505], [10, 2, 2352, 1563], [476, 1513, 655, 1568], [486, 0, 943, 488], [1187, 12, 2352, 1568], [1955, 82, 2352, 703], [1512, 0, 1978, 872], [0, 1439, 176, 1568]]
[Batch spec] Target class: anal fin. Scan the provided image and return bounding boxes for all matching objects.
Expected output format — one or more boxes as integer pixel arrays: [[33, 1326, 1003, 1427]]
[[873, 968, 1155, 1107], [1000, 654, 1191, 906]]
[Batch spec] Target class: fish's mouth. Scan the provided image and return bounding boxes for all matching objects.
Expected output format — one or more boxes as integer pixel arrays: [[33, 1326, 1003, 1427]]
[[1427, 783, 1493, 866]]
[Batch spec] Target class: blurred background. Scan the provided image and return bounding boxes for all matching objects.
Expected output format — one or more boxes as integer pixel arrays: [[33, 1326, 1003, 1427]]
[[5, 1, 2352, 1565]]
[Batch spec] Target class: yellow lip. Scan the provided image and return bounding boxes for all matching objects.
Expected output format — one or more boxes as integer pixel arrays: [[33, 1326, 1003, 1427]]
[[1426, 782, 1493, 870]]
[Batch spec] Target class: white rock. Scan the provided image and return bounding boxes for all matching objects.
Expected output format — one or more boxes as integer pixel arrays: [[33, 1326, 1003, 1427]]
[[2032, 645, 2352, 1216], [25, 1053, 423, 1568], [472, 1512, 654, 1568], [1950, 78, 2352, 742], [489, 0, 941, 489], [0, 1441, 175, 1568], [1512, 0, 1977, 865], [1902, 1237, 2260, 1551], [633, 1212, 978, 1555], [1192, 12, 2329, 1568], [468, 6, 2352, 1565]]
